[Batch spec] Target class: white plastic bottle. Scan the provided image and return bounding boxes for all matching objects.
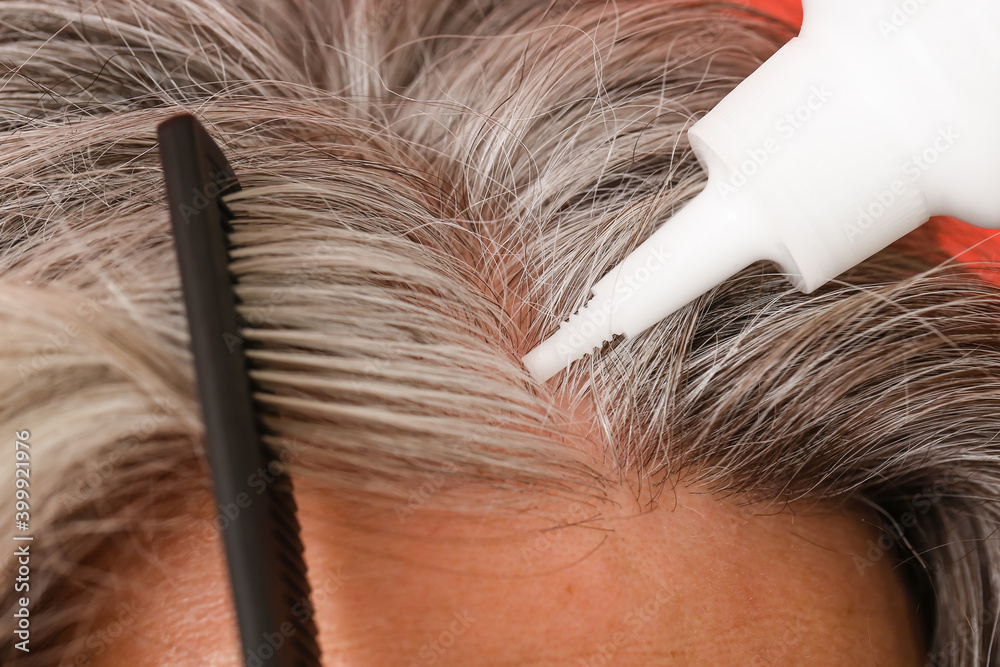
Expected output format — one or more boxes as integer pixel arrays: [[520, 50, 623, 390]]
[[523, 0, 1000, 382]]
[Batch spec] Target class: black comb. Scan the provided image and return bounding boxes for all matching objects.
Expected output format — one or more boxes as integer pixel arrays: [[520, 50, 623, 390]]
[[158, 113, 322, 667]]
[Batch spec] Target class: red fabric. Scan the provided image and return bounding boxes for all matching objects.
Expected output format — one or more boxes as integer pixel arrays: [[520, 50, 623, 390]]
[[734, 0, 1000, 284], [922, 216, 1000, 272], [736, 0, 803, 26]]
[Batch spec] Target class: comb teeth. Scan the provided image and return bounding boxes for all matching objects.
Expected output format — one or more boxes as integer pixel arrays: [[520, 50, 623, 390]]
[[158, 113, 322, 667], [266, 474, 323, 663]]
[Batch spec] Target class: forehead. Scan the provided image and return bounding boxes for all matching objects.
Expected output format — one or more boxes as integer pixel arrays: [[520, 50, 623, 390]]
[[91, 477, 924, 666]]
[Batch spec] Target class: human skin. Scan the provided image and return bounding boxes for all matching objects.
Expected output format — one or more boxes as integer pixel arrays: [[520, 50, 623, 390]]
[[85, 3, 929, 660], [84, 5, 928, 662], [88, 394, 926, 666], [88, 477, 926, 665]]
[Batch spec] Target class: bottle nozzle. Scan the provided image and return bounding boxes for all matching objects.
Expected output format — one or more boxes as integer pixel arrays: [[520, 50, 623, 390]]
[[526, 0, 1000, 383], [523, 186, 772, 381]]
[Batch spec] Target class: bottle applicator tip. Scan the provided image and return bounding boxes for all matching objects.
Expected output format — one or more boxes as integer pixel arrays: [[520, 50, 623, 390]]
[[527, 0, 1000, 380], [522, 186, 770, 382]]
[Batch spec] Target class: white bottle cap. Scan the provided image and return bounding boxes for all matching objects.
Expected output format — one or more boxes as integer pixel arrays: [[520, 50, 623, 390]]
[[524, 0, 1000, 382]]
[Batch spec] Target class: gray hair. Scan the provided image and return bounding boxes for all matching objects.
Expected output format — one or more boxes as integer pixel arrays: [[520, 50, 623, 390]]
[[1, 0, 999, 664]]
